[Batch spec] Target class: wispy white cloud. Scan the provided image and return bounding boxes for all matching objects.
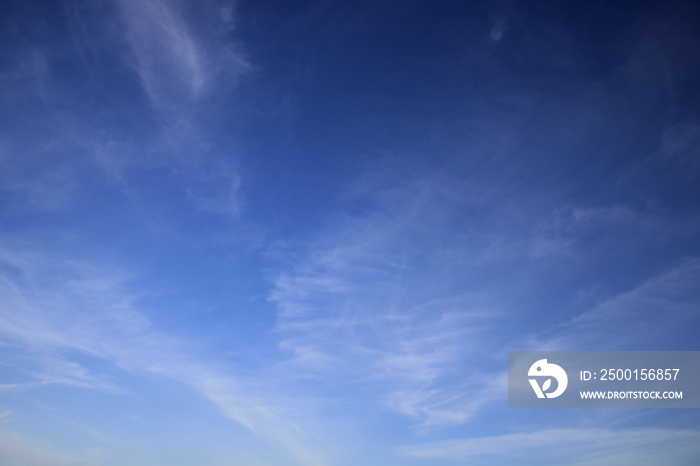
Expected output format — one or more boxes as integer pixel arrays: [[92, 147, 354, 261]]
[[385, 372, 507, 428], [183, 157, 245, 218], [268, 171, 519, 428], [489, 17, 508, 43], [114, 0, 249, 113], [0, 245, 328, 465], [105, 0, 250, 219], [35, 357, 120, 392]]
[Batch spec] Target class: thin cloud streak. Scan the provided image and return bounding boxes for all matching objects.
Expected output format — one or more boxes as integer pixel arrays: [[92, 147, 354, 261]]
[[399, 428, 700, 465], [114, 0, 248, 112], [536, 257, 700, 351]]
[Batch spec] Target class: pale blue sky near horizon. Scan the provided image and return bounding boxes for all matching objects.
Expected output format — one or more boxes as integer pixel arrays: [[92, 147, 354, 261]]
[[1, 0, 700, 464]]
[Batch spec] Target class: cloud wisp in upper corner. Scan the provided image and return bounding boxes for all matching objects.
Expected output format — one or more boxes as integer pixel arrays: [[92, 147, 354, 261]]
[[113, 0, 249, 115], [110, 0, 251, 219], [0, 0, 250, 222]]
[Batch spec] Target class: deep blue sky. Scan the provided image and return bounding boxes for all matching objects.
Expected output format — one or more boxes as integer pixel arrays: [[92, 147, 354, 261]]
[[1, 0, 700, 464]]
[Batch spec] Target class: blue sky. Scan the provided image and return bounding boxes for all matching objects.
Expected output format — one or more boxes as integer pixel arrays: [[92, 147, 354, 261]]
[[1, 0, 700, 464]]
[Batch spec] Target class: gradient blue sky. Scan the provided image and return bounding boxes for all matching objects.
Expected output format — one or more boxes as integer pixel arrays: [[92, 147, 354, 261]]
[[1, 0, 700, 464]]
